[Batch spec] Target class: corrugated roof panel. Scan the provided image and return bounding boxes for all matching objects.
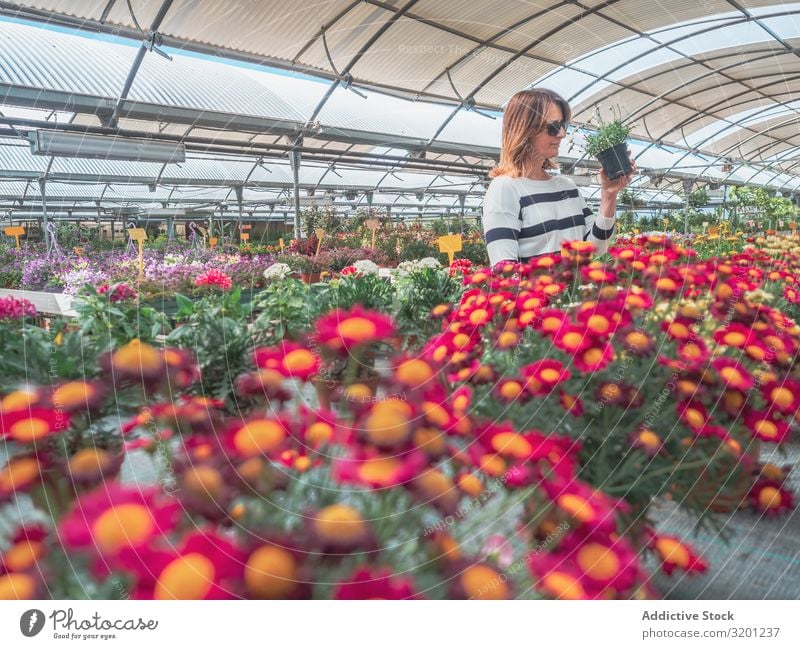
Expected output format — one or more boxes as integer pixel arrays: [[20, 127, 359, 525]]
[[413, 0, 547, 42], [473, 56, 557, 106], [424, 47, 515, 100], [349, 16, 475, 92], [297, 2, 393, 72], [497, 4, 586, 56]]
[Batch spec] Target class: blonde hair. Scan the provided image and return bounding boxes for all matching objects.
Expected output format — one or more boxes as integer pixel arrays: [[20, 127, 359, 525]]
[[490, 88, 572, 178]]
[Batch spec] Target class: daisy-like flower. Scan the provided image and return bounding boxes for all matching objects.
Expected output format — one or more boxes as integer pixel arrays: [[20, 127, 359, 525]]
[[622, 329, 654, 356], [712, 322, 755, 348], [49, 380, 105, 413], [59, 484, 179, 560], [630, 428, 662, 456], [712, 358, 754, 391], [744, 410, 791, 443], [393, 358, 436, 389], [101, 339, 167, 385], [0, 524, 48, 575], [0, 455, 42, 501], [0, 407, 70, 443], [494, 378, 528, 403], [409, 467, 460, 515], [449, 560, 512, 600], [244, 540, 309, 599], [334, 451, 425, 489], [748, 481, 794, 516], [677, 400, 711, 436], [573, 342, 614, 372], [194, 268, 233, 290], [307, 503, 375, 554], [0, 295, 36, 320], [118, 531, 245, 599], [65, 447, 124, 486], [649, 533, 708, 576], [522, 359, 571, 396], [225, 417, 289, 459], [559, 391, 584, 417], [543, 480, 625, 534], [0, 572, 41, 599], [761, 380, 800, 414], [253, 343, 320, 381], [314, 306, 395, 353], [358, 398, 414, 450], [335, 566, 420, 599]]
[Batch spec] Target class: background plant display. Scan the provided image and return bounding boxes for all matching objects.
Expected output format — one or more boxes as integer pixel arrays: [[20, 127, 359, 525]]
[[1, 229, 798, 600]]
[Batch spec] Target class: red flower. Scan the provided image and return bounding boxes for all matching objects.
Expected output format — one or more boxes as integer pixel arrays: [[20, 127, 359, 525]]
[[340, 265, 358, 276], [744, 410, 791, 443], [59, 485, 179, 564], [314, 306, 395, 353], [0, 524, 48, 575], [49, 380, 105, 413], [712, 358, 754, 391], [118, 531, 245, 599], [194, 268, 233, 290], [335, 567, 420, 599], [253, 343, 320, 381], [761, 380, 800, 414], [649, 533, 707, 576], [0, 407, 70, 443], [0, 456, 42, 501], [572, 342, 614, 372], [522, 359, 571, 396], [748, 481, 794, 516], [713, 323, 755, 348]]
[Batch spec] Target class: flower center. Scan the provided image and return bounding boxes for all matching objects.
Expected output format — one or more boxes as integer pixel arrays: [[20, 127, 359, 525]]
[[0, 457, 40, 491], [234, 419, 286, 456], [0, 573, 35, 600], [92, 503, 155, 552], [542, 572, 586, 600], [491, 432, 532, 459], [557, 494, 595, 522], [336, 317, 377, 342], [245, 545, 297, 599], [9, 418, 52, 442], [461, 564, 508, 600], [314, 504, 366, 543], [577, 543, 621, 580], [655, 538, 690, 567], [758, 486, 783, 510], [283, 349, 316, 373], [396, 360, 434, 387], [154, 553, 215, 600]]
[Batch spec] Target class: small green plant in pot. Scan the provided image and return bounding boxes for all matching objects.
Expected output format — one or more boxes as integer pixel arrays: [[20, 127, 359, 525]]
[[584, 106, 632, 180]]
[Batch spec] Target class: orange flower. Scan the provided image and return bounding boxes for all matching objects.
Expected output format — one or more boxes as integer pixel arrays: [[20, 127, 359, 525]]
[[253, 343, 320, 381]]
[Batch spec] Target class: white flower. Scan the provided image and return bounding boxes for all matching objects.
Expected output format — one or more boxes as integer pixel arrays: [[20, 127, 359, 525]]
[[417, 257, 442, 269], [353, 259, 380, 276], [263, 262, 292, 281]]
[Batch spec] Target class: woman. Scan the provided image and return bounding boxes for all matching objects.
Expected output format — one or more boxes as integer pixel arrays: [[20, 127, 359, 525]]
[[483, 88, 635, 266]]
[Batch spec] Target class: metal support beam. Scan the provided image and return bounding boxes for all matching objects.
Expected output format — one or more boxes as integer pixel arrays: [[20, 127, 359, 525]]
[[108, 0, 175, 127]]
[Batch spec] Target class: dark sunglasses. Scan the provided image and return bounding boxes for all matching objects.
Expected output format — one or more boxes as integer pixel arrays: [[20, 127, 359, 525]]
[[543, 120, 569, 136]]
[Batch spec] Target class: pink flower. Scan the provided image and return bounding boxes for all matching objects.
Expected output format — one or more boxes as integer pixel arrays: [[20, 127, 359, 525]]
[[0, 296, 36, 320], [194, 269, 233, 290], [98, 283, 138, 302]]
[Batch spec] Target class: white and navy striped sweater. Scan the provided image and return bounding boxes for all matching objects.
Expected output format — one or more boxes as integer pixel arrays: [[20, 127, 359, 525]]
[[482, 175, 616, 266]]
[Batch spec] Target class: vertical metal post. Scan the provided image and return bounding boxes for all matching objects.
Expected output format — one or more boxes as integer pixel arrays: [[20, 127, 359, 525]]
[[166, 215, 174, 240], [235, 185, 244, 242], [290, 143, 302, 240], [682, 179, 693, 234], [38, 177, 49, 248]]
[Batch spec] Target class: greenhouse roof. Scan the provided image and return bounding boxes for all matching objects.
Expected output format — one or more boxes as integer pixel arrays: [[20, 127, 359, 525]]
[[1, 1, 799, 208]]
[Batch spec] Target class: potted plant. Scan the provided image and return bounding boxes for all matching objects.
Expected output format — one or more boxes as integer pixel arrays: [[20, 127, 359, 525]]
[[584, 106, 632, 180]]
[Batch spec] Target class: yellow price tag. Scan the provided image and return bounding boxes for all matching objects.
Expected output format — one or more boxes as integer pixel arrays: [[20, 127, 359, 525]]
[[240, 232, 250, 241], [279, 237, 285, 252], [365, 219, 380, 249], [209, 237, 218, 249], [314, 228, 325, 256], [127, 228, 148, 242], [4, 226, 24, 249], [437, 234, 463, 266]]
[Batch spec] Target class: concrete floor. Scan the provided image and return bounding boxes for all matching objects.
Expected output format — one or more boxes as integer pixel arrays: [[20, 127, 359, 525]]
[[649, 442, 800, 599]]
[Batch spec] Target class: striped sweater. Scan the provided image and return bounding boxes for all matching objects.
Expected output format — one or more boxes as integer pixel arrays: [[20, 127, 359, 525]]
[[482, 175, 616, 266]]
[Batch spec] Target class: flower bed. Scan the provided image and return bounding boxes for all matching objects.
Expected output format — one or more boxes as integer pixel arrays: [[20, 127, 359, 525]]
[[0, 234, 798, 600]]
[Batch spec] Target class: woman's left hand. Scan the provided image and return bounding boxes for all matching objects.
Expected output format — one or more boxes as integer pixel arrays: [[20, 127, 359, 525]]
[[599, 151, 637, 195]]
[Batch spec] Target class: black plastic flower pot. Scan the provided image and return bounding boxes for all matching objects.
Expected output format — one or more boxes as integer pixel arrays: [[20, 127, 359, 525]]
[[596, 142, 631, 180]]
